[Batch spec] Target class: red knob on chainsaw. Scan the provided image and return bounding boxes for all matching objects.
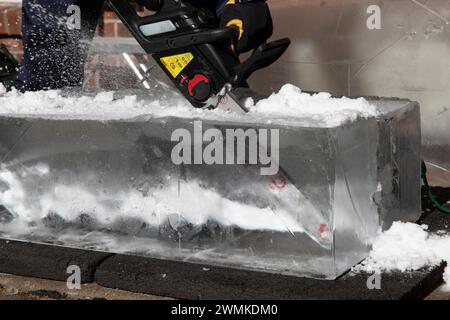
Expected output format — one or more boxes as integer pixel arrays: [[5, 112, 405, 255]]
[[187, 74, 212, 102]]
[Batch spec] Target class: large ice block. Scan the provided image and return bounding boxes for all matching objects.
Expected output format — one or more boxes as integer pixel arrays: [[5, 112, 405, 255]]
[[0, 96, 421, 279]]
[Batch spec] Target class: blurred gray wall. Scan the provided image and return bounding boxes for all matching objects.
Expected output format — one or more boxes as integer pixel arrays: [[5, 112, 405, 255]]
[[249, 0, 450, 168]]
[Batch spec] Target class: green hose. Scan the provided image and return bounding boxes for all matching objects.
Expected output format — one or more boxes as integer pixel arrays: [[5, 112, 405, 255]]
[[421, 161, 450, 214]]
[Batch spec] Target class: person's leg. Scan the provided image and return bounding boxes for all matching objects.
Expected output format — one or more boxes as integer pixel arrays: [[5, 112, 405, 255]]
[[13, 0, 103, 91]]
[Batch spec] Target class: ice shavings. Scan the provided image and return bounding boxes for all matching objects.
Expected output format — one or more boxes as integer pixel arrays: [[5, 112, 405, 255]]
[[0, 83, 378, 126], [248, 84, 379, 126], [354, 222, 450, 291], [0, 86, 190, 120]]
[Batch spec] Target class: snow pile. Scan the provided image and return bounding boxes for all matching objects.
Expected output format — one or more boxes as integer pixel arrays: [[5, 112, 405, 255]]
[[247, 84, 378, 126], [0, 83, 378, 126], [355, 222, 450, 291]]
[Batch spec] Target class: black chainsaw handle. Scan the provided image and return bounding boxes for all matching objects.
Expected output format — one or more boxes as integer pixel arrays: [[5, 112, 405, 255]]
[[233, 38, 291, 86], [107, 0, 238, 53]]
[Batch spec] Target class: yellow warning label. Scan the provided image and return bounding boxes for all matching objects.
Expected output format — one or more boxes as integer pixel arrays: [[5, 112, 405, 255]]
[[160, 52, 194, 78]]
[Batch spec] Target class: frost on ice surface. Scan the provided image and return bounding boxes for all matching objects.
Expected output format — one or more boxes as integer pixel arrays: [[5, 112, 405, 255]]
[[0, 84, 378, 127], [354, 222, 450, 290]]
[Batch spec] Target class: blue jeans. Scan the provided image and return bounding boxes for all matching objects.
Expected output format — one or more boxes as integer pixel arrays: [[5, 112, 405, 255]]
[[13, 0, 103, 91]]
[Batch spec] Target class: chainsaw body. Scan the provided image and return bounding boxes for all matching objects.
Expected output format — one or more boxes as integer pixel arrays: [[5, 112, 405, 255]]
[[108, 0, 290, 112]]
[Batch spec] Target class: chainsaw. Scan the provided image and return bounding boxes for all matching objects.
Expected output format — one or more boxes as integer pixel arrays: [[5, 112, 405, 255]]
[[107, 0, 290, 113]]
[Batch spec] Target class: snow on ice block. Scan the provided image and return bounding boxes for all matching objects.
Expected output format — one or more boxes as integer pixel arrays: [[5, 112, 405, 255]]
[[0, 89, 420, 279]]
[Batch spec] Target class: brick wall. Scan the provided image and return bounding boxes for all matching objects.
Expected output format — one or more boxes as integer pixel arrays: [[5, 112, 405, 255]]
[[100, 10, 133, 38], [0, 3, 21, 35], [0, 2, 22, 60]]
